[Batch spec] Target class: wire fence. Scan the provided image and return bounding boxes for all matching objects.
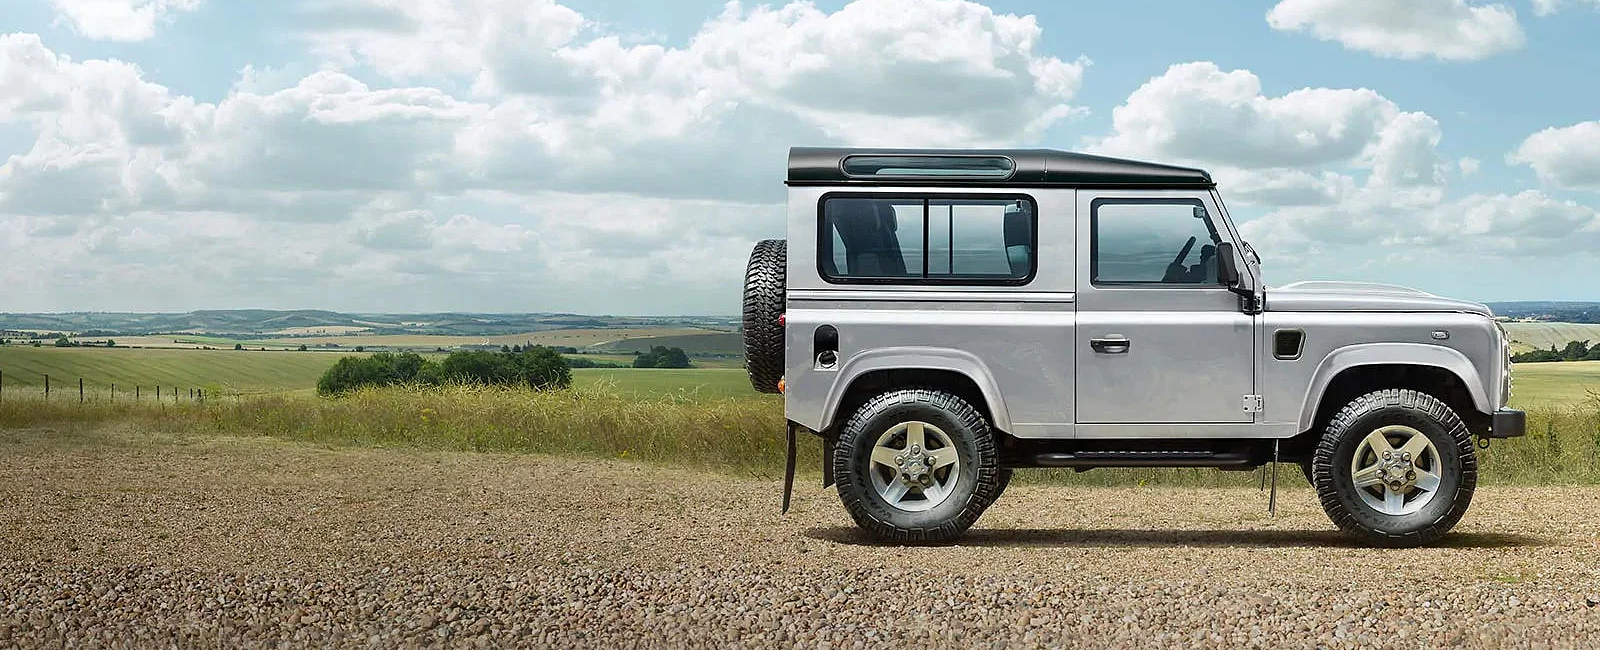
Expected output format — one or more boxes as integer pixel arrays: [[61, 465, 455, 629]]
[[0, 370, 218, 405]]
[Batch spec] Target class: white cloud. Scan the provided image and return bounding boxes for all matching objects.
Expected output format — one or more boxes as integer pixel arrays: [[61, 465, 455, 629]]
[[1532, 0, 1600, 15], [1089, 62, 1445, 208], [1266, 0, 1524, 61], [1508, 121, 1600, 191], [45, 0, 201, 42], [1459, 157, 1481, 177], [3, 0, 1087, 312]]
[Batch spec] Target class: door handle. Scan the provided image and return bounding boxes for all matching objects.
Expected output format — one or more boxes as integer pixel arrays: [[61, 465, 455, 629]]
[[1090, 337, 1131, 354]]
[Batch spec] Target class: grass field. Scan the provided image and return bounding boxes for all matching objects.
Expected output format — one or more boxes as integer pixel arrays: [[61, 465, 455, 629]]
[[1506, 360, 1600, 408], [7, 343, 1600, 484], [258, 327, 729, 350], [7, 343, 1600, 406], [596, 332, 743, 354], [0, 345, 756, 399], [0, 346, 343, 394], [1501, 322, 1600, 354]]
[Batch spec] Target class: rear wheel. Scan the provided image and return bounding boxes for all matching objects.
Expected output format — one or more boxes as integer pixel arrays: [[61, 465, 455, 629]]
[[834, 388, 1001, 542], [1312, 389, 1476, 547]]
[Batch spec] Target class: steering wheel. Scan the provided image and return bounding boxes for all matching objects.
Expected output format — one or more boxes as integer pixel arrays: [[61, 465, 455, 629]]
[[1162, 236, 1197, 282]]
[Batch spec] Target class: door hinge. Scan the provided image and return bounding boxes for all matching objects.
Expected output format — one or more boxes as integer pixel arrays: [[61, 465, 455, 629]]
[[1242, 395, 1264, 413]]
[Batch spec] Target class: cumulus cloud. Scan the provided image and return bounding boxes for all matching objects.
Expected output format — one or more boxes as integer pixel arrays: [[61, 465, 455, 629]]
[[1508, 121, 1600, 191], [1089, 62, 1445, 208], [2, 0, 1089, 312], [45, 0, 201, 42], [1266, 0, 1524, 61]]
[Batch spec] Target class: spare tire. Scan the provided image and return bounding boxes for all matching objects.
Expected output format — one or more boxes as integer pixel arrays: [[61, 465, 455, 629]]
[[742, 239, 786, 393]]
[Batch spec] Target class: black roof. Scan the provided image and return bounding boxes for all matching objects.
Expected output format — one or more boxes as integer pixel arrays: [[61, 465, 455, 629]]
[[787, 147, 1213, 188]]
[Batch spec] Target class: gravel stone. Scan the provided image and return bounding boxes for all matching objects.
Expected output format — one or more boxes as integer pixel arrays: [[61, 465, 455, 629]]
[[1, 431, 1598, 648]]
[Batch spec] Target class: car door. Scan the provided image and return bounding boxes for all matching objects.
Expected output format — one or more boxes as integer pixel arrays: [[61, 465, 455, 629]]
[[1074, 190, 1255, 426]]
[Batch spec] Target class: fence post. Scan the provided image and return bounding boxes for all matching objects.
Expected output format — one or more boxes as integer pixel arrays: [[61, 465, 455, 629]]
[[111, 383, 115, 403], [79, 378, 84, 403], [156, 385, 160, 401], [136, 385, 140, 401], [45, 374, 49, 400]]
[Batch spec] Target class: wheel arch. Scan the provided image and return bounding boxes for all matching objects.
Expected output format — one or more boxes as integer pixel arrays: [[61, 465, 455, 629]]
[[821, 347, 1011, 435], [1299, 343, 1491, 437]]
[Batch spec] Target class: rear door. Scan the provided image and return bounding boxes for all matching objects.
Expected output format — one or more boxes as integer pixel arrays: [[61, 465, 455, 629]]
[[1073, 191, 1255, 425]]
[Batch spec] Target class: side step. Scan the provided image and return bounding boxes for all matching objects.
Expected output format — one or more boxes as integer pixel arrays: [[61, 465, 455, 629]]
[[1029, 449, 1254, 469]]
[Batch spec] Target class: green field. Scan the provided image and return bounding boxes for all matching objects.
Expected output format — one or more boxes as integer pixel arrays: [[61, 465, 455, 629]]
[[1501, 322, 1600, 354], [0, 346, 342, 394], [0, 345, 755, 399], [596, 332, 742, 354], [1507, 360, 1600, 409], [6, 344, 1600, 407]]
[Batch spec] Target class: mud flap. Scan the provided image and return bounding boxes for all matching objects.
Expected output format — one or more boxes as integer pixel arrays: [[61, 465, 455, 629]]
[[782, 421, 797, 514]]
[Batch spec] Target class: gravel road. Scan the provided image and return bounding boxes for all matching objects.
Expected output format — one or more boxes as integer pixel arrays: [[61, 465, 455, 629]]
[[3, 427, 1599, 649]]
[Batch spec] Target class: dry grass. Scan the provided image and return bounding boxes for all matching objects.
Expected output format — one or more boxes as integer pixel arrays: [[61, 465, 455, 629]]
[[4, 385, 1599, 486]]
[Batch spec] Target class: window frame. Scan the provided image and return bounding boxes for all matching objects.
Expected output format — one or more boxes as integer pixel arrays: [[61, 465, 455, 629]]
[[1089, 197, 1225, 288], [816, 191, 1038, 286]]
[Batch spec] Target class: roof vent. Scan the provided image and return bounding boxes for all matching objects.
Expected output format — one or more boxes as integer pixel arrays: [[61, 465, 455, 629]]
[[841, 155, 1014, 179]]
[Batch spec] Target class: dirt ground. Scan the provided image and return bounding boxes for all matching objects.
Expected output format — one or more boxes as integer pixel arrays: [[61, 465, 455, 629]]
[[2, 428, 1599, 648]]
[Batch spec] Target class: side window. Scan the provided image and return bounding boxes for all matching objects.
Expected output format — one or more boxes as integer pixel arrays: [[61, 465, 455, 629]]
[[1092, 200, 1222, 285], [927, 200, 1033, 278], [819, 198, 923, 279], [820, 196, 1034, 283]]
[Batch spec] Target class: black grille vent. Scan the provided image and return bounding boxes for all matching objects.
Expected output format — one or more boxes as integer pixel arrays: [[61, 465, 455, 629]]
[[1274, 330, 1304, 360]]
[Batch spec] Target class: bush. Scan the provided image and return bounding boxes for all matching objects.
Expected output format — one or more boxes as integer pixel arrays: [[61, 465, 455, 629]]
[[1513, 349, 1563, 363], [317, 352, 432, 395], [519, 346, 572, 390], [317, 348, 570, 395], [634, 345, 691, 369]]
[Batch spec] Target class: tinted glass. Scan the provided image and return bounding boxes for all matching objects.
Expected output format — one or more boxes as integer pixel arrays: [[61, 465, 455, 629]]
[[842, 156, 1014, 178], [821, 196, 1033, 283], [927, 200, 1032, 278], [1093, 200, 1221, 284], [820, 198, 923, 278]]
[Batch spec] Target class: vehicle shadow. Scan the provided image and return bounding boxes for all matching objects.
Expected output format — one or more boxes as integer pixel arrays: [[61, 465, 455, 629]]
[[802, 527, 1547, 549]]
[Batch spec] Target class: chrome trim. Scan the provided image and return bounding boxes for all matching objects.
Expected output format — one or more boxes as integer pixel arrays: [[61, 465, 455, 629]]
[[787, 289, 1075, 303]]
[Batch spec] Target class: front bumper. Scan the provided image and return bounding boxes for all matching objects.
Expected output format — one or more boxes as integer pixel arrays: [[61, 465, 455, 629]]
[[1488, 408, 1526, 438]]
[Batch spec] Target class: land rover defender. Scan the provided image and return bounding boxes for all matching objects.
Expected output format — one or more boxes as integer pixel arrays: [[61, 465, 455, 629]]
[[741, 147, 1525, 547]]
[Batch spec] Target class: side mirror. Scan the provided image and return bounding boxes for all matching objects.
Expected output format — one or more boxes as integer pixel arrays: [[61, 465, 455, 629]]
[[1216, 241, 1240, 287]]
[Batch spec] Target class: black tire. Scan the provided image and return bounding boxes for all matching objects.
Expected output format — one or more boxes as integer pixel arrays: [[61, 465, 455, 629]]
[[741, 239, 786, 393], [833, 389, 1001, 543], [994, 468, 1014, 499], [1312, 389, 1477, 547]]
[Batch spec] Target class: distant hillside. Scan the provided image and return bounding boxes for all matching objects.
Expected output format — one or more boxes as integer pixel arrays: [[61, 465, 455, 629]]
[[0, 311, 739, 337], [1487, 302, 1600, 323]]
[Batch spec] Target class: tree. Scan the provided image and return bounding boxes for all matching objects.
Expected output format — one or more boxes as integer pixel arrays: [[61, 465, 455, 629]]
[[512, 344, 524, 353], [355, 346, 366, 353], [105, 339, 115, 347], [298, 344, 308, 352], [234, 343, 243, 350], [1512, 348, 1562, 363], [633, 345, 691, 369], [501, 344, 512, 353], [55, 337, 72, 347], [1561, 340, 1591, 361], [518, 346, 572, 390]]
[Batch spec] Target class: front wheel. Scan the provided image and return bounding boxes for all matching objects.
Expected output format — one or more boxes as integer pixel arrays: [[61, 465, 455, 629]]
[[833, 389, 1001, 543], [1312, 389, 1477, 547]]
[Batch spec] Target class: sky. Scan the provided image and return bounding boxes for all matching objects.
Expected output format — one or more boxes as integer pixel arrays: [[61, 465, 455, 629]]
[[1, 0, 1599, 315]]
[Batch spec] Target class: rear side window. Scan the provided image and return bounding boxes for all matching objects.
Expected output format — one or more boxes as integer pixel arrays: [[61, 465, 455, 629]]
[[820, 195, 1034, 284]]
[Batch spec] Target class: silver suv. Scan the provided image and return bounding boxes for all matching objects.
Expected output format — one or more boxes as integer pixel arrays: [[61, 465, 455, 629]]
[[742, 147, 1524, 547]]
